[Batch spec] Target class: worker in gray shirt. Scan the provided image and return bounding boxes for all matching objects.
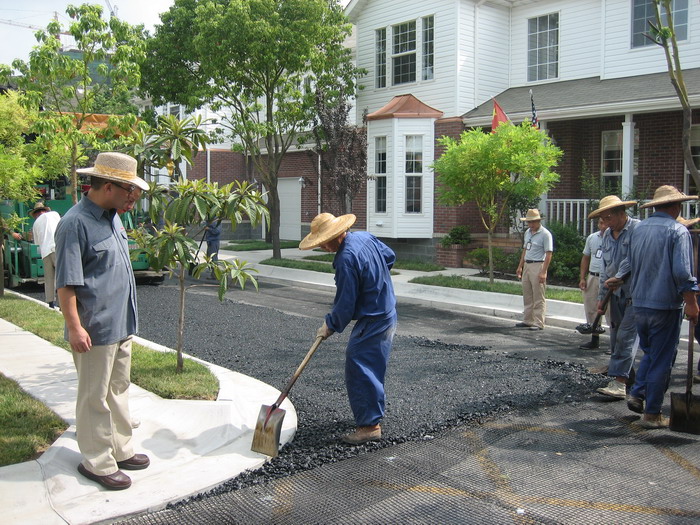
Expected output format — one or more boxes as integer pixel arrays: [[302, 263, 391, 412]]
[[578, 217, 608, 349], [55, 152, 150, 491]]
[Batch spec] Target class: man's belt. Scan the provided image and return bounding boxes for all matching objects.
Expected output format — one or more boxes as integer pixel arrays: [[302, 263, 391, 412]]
[[589, 272, 600, 277], [525, 260, 544, 263]]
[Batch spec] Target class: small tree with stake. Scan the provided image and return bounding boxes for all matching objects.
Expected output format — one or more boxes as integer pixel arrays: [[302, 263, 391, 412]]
[[130, 178, 268, 372], [433, 121, 562, 284]]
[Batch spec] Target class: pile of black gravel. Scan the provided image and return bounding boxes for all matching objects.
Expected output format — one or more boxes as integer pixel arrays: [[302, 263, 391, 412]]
[[131, 283, 606, 499]]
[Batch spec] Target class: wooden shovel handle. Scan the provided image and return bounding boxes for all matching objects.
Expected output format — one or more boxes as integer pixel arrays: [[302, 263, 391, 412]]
[[271, 335, 324, 408]]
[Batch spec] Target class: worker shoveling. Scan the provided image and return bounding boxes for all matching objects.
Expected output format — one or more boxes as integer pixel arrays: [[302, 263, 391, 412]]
[[251, 336, 324, 457]]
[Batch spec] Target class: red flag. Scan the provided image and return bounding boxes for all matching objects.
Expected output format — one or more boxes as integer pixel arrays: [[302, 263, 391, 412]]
[[491, 98, 509, 132]]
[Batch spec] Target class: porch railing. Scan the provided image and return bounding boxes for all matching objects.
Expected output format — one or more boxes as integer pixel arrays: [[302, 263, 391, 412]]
[[545, 199, 700, 237]]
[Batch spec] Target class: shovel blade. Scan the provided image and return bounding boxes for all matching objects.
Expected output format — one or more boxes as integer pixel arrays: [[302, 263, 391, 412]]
[[251, 404, 286, 457], [669, 392, 700, 435]]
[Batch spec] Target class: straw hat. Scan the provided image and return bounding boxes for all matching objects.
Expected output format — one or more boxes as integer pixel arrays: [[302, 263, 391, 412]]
[[587, 195, 637, 219], [519, 209, 543, 222], [76, 152, 148, 191], [640, 185, 698, 209], [677, 216, 700, 229], [299, 213, 356, 250], [28, 201, 50, 217]]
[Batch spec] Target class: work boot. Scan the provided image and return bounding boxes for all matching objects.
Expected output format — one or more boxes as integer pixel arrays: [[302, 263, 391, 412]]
[[48, 301, 55, 309], [579, 335, 599, 349], [342, 425, 381, 444], [626, 395, 644, 414], [638, 414, 669, 429], [596, 379, 626, 399]]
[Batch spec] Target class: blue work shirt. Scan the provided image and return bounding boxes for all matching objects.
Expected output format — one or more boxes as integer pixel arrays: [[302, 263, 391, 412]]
[[55, 196, 138, 345], [628, 211, 698, 310], [598, 216, 640, 301], [325, 231, 397, 334], [205, 221, 222, 242]]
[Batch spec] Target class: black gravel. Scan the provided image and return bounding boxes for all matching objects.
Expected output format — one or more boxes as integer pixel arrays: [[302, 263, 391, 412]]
[[15, 280, 607, 499]]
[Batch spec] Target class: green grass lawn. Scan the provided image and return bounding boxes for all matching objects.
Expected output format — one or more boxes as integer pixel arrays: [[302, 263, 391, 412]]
[[0, 294, 219, 466], [225, 239, 300, 251], [409, 274, 583, 303]]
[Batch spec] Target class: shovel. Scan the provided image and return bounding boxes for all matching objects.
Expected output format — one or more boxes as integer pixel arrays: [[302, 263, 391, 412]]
[[251, 335, 324, 457], [576, 288, 613, 334], [670, 320, 700, 434]]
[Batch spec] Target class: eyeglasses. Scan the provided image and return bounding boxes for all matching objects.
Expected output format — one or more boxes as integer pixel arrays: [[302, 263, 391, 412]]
[[111, 181, 137, 196]]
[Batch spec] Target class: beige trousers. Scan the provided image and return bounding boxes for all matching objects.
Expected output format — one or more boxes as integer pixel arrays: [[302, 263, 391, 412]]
[[522, 261, 546, 329], [42, 252, 56, 303], [73, 336, 134, 475], [582, 273, 611, 326]]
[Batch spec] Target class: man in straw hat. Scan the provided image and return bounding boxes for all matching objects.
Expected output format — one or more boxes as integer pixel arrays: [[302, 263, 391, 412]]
[[29, 201, 61, 309], [624, 185, 699, 428], [588, 195, 640, 400], [515, 209, 553, 330], [54, 152, 150, 490], [300, 212, 397, 444]]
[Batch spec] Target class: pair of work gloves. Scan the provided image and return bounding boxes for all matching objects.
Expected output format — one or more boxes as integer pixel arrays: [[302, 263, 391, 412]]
[[316, 321, 334, 340]]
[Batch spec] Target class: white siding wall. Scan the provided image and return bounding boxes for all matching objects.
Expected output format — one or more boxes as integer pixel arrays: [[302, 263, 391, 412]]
[[510, 0, 601, 87], [353, 1, 462, 121], [602, 0, 700, 79], [474, 2, 511, 108]]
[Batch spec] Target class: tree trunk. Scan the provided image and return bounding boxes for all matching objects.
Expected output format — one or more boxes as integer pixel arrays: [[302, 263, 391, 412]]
[[176, 264, 186, 373], [487, 230, 494, 284], [70, 144, 79, 205]]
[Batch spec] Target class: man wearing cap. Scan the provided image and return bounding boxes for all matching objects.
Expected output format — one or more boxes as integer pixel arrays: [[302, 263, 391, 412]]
[[300, 212, 397, 444], [55, 152, 150, 490], [624, 186, 699, 428], [589, 195, 640, 400], [515, 209, 553, 331], [578, 217, 608, 349], [28, 202, 61, 308]]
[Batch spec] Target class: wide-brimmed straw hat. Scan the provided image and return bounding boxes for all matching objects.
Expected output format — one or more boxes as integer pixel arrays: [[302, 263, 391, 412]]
[[640, 185, 698, 209], [299, 213, 356, 250], [587, 195, 637, 219], [76, 152, 148, 191], [519, 209, 543, 222], [677, 216, 700, 229], [28, 201, 50, 217]]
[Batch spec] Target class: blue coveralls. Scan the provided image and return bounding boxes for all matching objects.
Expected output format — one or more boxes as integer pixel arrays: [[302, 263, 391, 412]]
[[325, 231, 397, 427]]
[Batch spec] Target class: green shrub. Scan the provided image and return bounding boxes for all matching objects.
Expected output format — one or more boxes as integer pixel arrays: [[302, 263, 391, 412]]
[[466, 247, 492, 272], [440, 225, 471, 247], [494, 251, 520, 274], [546, 221, 585, 285]]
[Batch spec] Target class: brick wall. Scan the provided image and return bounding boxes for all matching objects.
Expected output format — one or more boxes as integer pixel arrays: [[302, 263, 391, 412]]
[[188, 149, 248, 184]]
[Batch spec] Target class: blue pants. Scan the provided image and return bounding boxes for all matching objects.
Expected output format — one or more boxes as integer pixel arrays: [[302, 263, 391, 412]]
[[206, 240, 220, 262], [630, 307, 682, 415], [608, 293, 638, 379], [345, 312, 397, 427]]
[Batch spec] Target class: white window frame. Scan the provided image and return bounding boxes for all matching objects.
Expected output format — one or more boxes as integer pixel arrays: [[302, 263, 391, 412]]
[[527, 12, 559, 82], [405, 135, 423, 214], [422, 15, 434, 81], [375, 136, 387, 213], [375, 28, 387, 89], [601, 129, 639, 195], [684, 125, 700, 194], [631, 0, 688, 48], [392, 20, 417, 85]]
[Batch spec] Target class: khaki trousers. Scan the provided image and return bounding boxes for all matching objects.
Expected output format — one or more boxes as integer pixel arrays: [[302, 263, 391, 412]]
[[42, 252, 56, 303], [522, 261, 546, 329], [73, 336, 134, 475], [583, 274, 611, 326]]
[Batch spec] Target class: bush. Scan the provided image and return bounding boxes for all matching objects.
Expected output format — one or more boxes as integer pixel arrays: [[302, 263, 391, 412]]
[[546, 221, 585, 285], [466, 247, 492, 272], [466, 246, 519, 274], [440, 225, 471, 248]]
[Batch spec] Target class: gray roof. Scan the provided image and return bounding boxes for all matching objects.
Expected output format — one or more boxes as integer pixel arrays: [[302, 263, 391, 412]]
[[463, 68, 700, 126]]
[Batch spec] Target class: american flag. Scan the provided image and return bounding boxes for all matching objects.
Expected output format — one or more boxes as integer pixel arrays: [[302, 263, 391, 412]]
[[529, 89, 540, 129]]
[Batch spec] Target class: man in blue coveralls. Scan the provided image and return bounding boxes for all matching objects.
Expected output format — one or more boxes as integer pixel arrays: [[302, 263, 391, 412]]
[[299, 212, 397, 444]]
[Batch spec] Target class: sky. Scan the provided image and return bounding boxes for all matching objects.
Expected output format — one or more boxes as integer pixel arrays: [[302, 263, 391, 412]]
[[0, 0, 175, 67]]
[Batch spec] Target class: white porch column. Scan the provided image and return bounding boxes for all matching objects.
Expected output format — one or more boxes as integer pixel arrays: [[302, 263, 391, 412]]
[[621, 115, 635, 196]]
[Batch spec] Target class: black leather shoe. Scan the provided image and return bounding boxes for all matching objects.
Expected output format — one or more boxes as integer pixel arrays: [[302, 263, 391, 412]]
[[515, 322, 531, 328], [78, 463, 131, 490], [579, 340, 599, 349], [117, 453, 150, 470]]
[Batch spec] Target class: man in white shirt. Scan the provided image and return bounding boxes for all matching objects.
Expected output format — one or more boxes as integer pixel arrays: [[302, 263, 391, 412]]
[[29, 202, 61, 308]]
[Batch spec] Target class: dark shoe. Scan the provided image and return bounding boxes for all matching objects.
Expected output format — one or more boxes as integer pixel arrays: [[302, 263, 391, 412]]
[[528, 326, 543, 331], [342, 425, 381, 444], [515, 322, 531, 328], [78, 463, 131, 490], [626, 395, 644, 414], [579, 340, 599, 350], [117, 453, 150, 470], [693, 374, 700, 384], [48, 301, 55, 309]]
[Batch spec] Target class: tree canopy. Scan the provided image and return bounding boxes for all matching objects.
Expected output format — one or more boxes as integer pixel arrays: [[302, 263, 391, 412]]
[[434, 121, 562, 282], [141, 0, 361, 257]]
